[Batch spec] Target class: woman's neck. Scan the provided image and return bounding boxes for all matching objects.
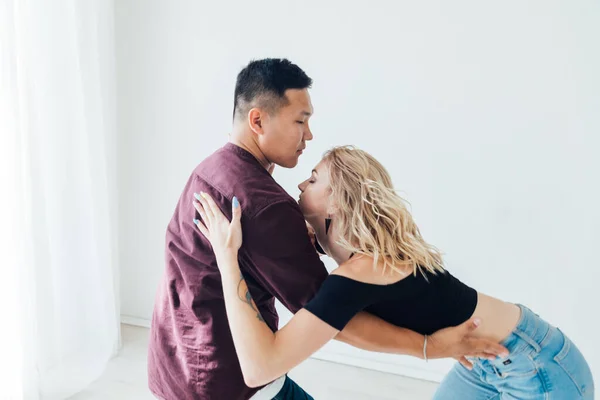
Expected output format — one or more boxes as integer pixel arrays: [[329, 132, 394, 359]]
[[313, 226, 353, 265]]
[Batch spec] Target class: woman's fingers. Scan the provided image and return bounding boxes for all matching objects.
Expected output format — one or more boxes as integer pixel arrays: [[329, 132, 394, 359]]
[[194, 192, 243, 238], [231, 196, 242, 224], [195, 193, 214, 221], [193, 199, 204, 216], [193, 218, 210, 239], [193, 200, 210, 229], [201, 192, 223, 220]]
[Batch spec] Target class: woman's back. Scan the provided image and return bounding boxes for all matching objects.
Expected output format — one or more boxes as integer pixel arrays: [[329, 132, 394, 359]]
[[306, 255, 520, 343], [365, 271, 477, 335]]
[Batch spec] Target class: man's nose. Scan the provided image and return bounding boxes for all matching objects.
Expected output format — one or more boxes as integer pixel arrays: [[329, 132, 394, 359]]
[[304, 127, 313, 141]]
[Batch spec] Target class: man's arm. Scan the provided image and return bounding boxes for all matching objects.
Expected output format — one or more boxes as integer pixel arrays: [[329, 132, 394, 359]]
[[337, 312, 508, 368], [336, 312, 423, 356]]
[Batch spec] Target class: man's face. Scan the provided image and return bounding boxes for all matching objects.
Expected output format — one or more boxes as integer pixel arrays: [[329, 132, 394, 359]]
[[258, 88, 314, 168]]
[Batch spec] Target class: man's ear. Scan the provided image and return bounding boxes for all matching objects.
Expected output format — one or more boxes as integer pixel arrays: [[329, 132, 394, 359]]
[[248, 108, 264, 135]]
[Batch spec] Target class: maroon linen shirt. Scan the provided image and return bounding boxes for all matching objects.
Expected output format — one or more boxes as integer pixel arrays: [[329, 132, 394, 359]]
[[148, 143, 328, 399]]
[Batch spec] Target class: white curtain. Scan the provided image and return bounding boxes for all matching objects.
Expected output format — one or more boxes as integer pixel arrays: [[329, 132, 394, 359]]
[[0, 0, 119, 399]]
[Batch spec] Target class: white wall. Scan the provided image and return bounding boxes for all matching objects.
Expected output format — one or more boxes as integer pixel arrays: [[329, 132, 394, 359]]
[[116, 0, 600, 382]]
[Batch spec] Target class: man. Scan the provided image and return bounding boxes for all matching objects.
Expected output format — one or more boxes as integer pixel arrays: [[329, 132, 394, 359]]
[[148, 58, 506, 400]]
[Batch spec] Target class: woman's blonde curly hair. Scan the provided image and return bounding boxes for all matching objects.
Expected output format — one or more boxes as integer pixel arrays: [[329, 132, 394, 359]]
[[323, 145, 444, 277]]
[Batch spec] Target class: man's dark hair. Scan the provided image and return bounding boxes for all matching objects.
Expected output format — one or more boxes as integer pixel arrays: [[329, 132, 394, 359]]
[[233, 58, 312, 120]]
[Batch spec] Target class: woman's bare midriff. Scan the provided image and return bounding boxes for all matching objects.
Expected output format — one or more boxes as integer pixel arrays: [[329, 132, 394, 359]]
[[469, 292, 521, 343]]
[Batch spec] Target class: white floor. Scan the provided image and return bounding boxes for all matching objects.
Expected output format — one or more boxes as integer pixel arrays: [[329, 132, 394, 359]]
[[69, 324, 438, 400]]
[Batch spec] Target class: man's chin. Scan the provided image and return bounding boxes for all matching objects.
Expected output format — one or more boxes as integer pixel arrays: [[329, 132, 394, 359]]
[[279, 158, 299, 169]]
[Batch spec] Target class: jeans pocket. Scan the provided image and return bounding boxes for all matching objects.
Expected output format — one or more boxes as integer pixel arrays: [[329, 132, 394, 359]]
[[489, 351, 539, 379], [553, 329, 594, 397]]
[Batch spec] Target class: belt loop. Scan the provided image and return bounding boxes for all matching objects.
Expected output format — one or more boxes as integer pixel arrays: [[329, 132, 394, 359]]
[[512, 329, 541, 353]]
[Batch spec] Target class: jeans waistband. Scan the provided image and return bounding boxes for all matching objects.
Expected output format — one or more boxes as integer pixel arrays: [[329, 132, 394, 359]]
[[499, 304, 552, 355]]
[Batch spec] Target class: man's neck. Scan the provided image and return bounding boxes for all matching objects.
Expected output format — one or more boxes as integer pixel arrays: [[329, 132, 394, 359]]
[[229, 128, 273, 171]]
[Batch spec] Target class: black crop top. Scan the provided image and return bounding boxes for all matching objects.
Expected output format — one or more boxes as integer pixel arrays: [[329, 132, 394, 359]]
[[303, 269, 477, 335]]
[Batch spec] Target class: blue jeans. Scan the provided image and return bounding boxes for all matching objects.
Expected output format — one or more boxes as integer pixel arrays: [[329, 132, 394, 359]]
[[434, 305, 594, 399], [272, 376, 314, 400]]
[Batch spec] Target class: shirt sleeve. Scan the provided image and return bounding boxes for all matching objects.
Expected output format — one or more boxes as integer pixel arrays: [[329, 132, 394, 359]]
[[242, 199, 329, 313], [304, 275, 375, 331]]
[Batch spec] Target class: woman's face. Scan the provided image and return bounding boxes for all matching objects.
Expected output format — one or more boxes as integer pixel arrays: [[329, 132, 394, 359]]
[[297, 160, 332, 227]]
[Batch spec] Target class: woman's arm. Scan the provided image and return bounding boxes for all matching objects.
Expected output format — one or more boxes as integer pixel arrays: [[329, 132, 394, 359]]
[[218, 252, 339, 387], [195, 192, 339, 387]]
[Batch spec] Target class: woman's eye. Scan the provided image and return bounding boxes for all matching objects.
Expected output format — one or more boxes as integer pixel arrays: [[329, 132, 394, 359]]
[[308, 180, 315, 184], [296, 121, 305, 124]]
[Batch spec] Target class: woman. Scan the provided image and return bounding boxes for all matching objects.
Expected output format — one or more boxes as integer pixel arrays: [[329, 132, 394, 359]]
[[193, 146, 594, 399]]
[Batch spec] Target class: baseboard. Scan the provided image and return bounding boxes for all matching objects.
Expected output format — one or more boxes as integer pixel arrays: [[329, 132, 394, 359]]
[[121, 314, 151, 328], [119, 315, 445, 383], [310, 350, 445, 383]]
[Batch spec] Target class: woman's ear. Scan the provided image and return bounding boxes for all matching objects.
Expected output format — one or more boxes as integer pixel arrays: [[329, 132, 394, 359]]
[[326, 201, 338, 216]]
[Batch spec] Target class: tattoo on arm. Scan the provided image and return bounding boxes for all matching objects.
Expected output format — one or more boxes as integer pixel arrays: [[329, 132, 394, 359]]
[[237, 273, 265, 322]]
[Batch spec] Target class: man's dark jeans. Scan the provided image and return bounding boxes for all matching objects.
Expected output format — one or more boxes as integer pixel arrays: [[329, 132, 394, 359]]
[[272, 376, 314, 400]]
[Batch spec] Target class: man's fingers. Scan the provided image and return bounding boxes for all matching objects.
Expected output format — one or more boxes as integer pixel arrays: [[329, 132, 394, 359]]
[[486, 342, 509, 357], [456, 356, 473, 370], [460, 317, 482, 333], [472, 339, 509, 358], [468, 352, 498, 361]]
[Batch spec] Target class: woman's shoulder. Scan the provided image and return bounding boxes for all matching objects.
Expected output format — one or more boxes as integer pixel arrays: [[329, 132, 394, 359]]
[[330, 254, 373, 278], [331, 254, 411, 286]]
